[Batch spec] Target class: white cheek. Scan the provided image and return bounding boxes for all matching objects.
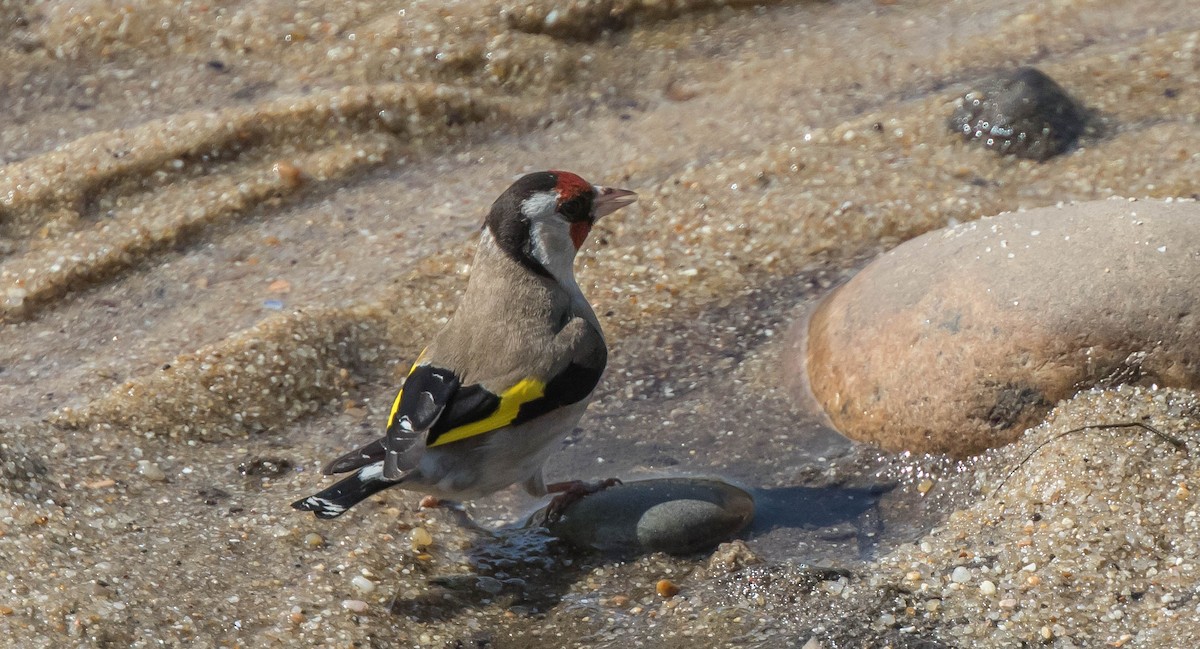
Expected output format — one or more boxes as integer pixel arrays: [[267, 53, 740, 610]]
[[529, 219, 577, 279], [521, 192, 557, 219]]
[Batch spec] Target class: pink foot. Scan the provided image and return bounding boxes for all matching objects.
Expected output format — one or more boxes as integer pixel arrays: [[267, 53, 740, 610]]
[[541, 478, 622, 524]]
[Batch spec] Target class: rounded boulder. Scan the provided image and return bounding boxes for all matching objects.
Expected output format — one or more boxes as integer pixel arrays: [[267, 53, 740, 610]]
[[800, 198, 1200, 457]]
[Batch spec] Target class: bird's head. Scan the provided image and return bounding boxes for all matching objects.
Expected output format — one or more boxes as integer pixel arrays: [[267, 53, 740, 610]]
[[484, 170, 636, 282]]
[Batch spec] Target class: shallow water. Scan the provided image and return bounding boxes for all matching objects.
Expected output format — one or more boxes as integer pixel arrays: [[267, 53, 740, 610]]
[[3, 0, 1200, 646]]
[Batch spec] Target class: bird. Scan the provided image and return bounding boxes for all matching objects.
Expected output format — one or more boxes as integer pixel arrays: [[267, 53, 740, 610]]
[[292, 170, 636, 519]]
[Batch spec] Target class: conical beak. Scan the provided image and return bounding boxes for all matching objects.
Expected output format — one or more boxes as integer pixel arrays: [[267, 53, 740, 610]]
[[592, 185, 638, 219]]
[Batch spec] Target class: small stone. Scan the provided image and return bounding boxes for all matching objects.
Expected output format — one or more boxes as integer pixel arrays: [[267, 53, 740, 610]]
[[951, 567, 971, 583], [273, 161, 304, 188], [351, 575, 376, 593], [411, 526, 433, 550], [303, 533, 325, 548], [1040, 626, 1054, 640], [198, 487, 230, 505], [267, 279, 291, 293], [5, 287, 27, 308], [980, 580, 997, 595], [475, 576, 503, 595], [138, 461, 167, 482], [0, 605, 13, 615], [504, 2, 631, 40], [706, 540, 762, 572], [656, 579, 680, 598], [948, 66, 1085, 160], [917, 479, 935, 495], [341, 599, 368, 613], [664, 78, 699, 102], [238, 457, 293, 478]]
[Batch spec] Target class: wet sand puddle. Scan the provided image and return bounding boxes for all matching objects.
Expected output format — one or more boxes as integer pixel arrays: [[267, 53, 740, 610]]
[[3, 0, 1200, 646]]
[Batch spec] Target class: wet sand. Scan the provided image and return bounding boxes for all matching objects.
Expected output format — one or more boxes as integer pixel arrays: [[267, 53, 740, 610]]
[[3, 0, 1200, 646]]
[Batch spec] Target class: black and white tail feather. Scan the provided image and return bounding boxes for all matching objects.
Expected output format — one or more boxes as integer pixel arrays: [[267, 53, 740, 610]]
[[292, 462, 400, 519], [291, 361, 463, 518]]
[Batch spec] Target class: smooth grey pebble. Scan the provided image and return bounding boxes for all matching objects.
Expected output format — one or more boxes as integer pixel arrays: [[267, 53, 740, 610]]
[[538, 477, 755, 555]]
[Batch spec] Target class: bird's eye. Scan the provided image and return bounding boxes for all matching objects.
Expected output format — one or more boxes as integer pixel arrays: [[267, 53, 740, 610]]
[[558, 195, 591, 222]]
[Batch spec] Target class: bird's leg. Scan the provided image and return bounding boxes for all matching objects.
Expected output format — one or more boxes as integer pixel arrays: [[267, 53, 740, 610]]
[[416, 496, 494, 536], [540, 478, 622, 525]]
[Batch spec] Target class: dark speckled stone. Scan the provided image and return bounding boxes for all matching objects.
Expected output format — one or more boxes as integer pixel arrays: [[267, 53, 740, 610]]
[[948, 66, 1086, 161]]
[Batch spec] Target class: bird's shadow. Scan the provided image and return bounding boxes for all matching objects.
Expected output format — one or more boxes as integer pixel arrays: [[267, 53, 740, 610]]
[[389, 480, 894, 623]]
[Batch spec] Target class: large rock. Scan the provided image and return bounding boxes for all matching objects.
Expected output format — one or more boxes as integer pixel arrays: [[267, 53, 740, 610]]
[[799, 198, 1200, 457]]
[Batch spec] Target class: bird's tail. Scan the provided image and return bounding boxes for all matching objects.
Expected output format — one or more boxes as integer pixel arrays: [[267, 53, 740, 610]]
[[291, 464, 399, 519]]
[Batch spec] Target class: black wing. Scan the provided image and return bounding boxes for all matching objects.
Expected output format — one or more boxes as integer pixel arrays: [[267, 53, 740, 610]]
[[382, 363, 460, 479], [320, 382, 502, 475]]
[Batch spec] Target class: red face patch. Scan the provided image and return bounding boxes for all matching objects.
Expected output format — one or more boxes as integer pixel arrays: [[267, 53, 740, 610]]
[[551, 170, 593, 201], [569, 221, 592, 249]]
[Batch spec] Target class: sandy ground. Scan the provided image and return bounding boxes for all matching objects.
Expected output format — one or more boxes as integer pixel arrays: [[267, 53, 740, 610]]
[[2, 0, 1200, 646]]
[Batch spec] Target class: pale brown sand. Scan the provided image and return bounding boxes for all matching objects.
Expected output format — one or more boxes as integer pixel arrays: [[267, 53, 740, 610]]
[[2, 0, 1199, 646]]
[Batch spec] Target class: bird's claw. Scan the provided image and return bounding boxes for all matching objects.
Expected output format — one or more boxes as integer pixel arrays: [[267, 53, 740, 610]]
[[540, 478, 622, 526]]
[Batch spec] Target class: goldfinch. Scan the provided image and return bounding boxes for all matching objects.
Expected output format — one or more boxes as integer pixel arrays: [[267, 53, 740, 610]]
[[292, 171, 636, 518]]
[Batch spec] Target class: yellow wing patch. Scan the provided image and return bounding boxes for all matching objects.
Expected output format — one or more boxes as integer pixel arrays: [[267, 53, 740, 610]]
[[428, 378, 545, 447]]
